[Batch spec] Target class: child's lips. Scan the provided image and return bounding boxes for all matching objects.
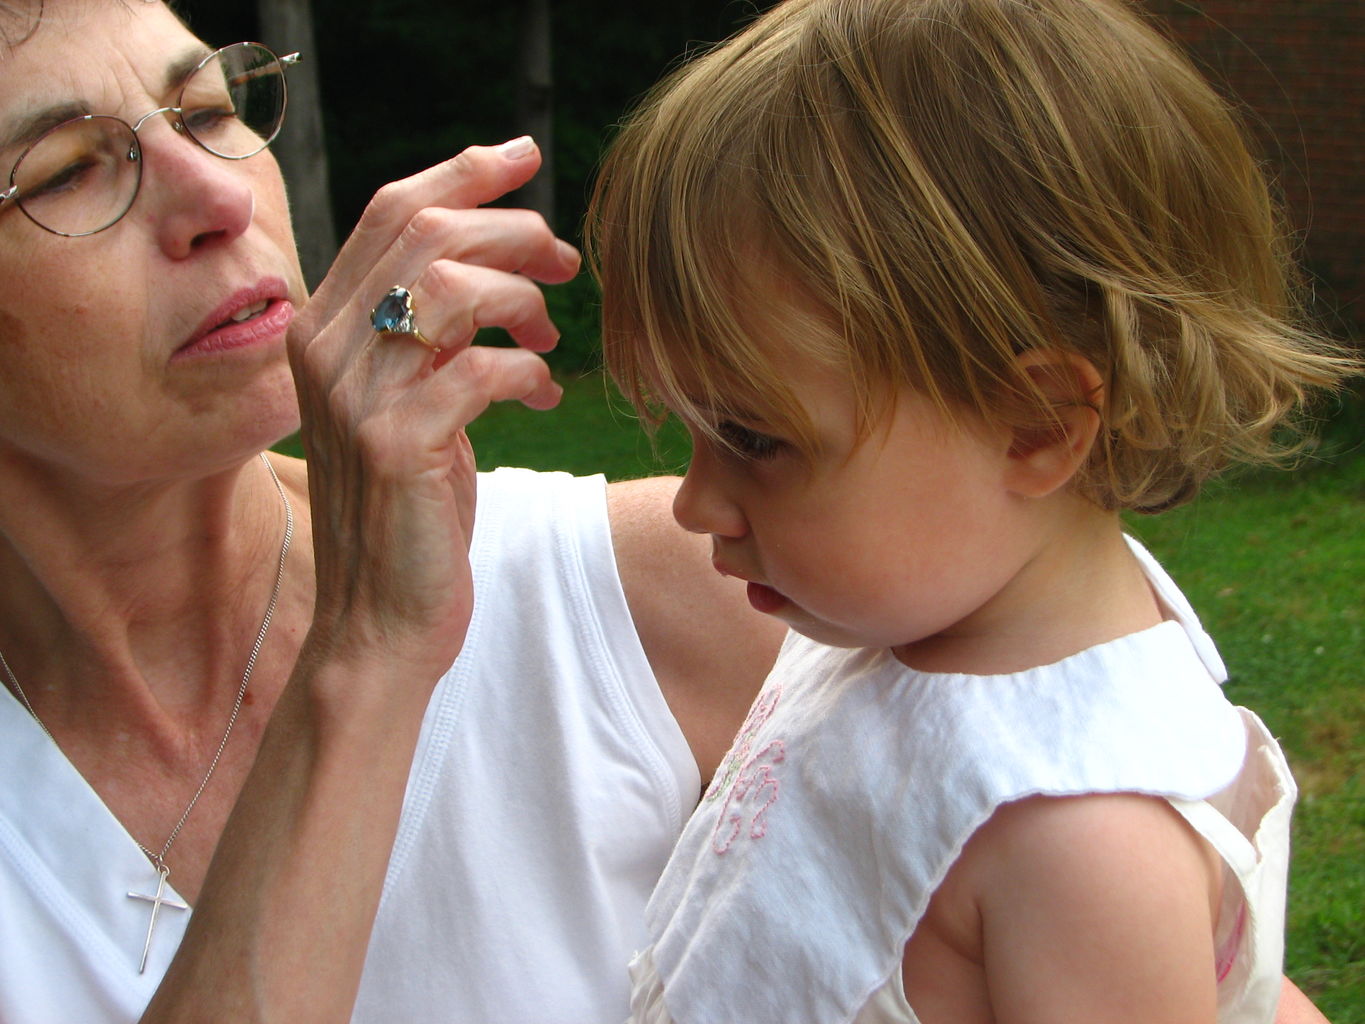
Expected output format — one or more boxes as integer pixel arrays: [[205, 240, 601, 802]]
[[746, 580, 788, 615], [714, 561, 789, 615]]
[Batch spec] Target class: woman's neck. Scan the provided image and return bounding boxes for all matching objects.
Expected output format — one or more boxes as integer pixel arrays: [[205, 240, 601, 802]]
[[0, 452, 307, 729], [0, 452, 314, 902]]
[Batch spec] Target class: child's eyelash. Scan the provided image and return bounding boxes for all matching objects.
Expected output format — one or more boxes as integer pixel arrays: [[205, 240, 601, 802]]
[[715, 420, 785, 461]]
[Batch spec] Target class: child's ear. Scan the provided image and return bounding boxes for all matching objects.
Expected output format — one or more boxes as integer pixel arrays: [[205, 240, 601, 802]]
[[1001, 350, 1104, 498]]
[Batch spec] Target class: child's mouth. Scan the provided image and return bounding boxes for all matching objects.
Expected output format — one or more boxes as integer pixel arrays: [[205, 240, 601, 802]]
[[746, 581, 788, 615]]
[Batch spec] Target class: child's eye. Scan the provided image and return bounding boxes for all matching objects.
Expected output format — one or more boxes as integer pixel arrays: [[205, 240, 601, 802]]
[[716, 420, 785, 461]]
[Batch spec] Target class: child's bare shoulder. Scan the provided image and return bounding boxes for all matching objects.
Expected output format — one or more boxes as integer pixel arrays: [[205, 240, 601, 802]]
[[904, 793, 1223, 1022], [966, 791, 1223, 895]]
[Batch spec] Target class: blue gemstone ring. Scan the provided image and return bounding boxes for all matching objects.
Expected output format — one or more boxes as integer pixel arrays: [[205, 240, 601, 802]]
[[370, 286, 439, 351]]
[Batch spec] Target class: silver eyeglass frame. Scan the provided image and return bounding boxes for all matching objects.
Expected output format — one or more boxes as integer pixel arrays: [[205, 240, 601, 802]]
[[0, 43, 300, 237]]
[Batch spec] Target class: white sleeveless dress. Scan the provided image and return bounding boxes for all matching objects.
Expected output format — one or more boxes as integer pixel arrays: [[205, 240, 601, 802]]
[[628, 537, 1294, 1024]]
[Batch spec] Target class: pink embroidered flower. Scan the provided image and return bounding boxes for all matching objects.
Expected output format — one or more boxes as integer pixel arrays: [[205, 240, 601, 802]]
[[706, 685, 782, 804], [711, 739, 786, 854], [707, 684, 786, 854]]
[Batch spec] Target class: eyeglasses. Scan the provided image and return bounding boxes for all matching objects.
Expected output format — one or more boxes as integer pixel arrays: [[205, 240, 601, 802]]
[[0, 42, 299, 238]]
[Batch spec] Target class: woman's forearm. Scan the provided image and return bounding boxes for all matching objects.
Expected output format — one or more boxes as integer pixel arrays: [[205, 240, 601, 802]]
[[142, 647, 430, 1022]]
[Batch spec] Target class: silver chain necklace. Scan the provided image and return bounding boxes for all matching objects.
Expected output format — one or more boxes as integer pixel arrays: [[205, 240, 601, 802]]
[[0, 452, 293, 973]]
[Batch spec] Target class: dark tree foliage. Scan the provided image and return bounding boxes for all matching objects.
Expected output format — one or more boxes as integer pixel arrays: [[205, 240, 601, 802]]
[[174, 1, 778, 366], [177, 2, 779, 241]]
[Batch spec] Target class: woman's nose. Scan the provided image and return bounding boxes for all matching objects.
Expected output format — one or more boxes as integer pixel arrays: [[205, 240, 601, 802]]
[[672, 445, 748, 540], [137, 117, 256, 258]]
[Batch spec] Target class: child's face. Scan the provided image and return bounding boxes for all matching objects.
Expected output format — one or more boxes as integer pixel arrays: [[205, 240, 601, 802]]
[[670, 346, 1043, 661]]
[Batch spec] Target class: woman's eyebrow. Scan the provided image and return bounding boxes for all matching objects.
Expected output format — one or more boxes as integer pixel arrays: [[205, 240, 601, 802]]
[[1, 46, 212, 154], [0, 101, 90, 154], [164, 46, 212, 92]]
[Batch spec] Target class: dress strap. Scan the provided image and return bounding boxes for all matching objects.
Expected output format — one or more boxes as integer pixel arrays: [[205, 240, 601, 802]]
[[1167, 796, 1257, 876]]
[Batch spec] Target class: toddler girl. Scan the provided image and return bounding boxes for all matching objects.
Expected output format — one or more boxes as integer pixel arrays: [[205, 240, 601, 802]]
[[587, 0, 1358, 1021]]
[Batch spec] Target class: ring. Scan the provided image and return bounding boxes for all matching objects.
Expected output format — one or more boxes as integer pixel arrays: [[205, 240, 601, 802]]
[[370, 286, 439, 351]]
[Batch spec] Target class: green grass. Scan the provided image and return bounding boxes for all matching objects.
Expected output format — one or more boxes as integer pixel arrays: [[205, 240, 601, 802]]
[[1124, 456, 1365, 1021], [465, 370, 692, 479], [280, 370, 1363, 1018], [268, 370, 690, 471]]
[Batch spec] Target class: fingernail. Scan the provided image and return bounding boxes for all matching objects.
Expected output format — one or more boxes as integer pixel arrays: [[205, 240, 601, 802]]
[[499, 136, 536, 160], [556, 239, 582, 267]]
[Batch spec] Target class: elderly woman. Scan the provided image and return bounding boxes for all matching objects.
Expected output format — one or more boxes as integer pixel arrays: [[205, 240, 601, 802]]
[[0, 2, 1334, 1023], [0, 1, 776, 1021]]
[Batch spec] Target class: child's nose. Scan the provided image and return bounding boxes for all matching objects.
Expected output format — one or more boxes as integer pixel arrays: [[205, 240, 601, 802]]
[[672, 451, 747, 539]]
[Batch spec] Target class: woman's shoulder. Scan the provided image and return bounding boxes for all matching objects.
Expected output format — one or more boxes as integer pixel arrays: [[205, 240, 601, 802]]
[[606, 476, 783, 785]]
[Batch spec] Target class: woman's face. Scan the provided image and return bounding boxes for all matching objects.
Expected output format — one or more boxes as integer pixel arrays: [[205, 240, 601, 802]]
[[0, 1, 307, 487]]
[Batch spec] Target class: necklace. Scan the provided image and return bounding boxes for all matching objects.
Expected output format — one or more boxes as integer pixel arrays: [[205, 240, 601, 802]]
[[0, 452, 293, 973]]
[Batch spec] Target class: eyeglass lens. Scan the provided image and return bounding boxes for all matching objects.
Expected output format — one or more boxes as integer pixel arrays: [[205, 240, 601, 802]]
[[11, 117, 142, 236], [8, 42, 289, 237]]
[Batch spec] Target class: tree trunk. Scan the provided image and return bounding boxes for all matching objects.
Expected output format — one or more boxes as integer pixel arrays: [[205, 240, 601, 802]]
[[516, 0, 555, 229], [256, 0, 338, 289]]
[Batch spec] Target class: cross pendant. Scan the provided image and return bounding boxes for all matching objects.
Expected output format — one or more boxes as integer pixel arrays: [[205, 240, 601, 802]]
[[127, 863, 189, 974]]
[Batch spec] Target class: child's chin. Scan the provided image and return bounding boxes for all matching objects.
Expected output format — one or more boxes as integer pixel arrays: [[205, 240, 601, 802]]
[[783, 618, 880, 652]]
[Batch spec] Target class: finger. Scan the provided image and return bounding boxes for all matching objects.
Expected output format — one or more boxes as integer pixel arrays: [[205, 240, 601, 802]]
[[343, 139, 548, 279], [386, 206, 580, 287], [396, 260, 563, 357], [443, 346, 563, 412], [386, 346, 563, 455], [377, 138, 547, 224]]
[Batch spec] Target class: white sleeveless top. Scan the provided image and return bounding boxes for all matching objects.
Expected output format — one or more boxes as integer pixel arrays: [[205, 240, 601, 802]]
[[629, 538, 1295, 1024], [0, 468, 699, 1024]]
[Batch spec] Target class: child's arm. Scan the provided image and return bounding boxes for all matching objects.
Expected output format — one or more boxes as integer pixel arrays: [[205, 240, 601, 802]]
[[911, 792, 1222, 1023]]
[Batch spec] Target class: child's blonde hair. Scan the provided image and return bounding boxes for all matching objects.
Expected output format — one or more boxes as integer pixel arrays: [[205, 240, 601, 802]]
[[587, 0, 1356, 513]]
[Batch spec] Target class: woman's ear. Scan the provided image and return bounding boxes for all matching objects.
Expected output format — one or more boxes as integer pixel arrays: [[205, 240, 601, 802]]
[[1001, 350, 1104, 498]]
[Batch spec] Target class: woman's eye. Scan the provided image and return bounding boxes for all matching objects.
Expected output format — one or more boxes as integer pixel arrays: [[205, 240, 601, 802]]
[[716, 420, 784, 461], [181, 106, 237, 134], [22, 158, 98, 200]]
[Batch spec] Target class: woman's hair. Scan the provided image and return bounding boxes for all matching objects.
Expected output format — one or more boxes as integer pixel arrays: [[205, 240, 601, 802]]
[[586, 0, 1357, 513]]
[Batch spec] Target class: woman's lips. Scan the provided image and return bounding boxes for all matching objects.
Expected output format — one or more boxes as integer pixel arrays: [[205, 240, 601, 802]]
[[175, 297, 294, 359], [176, 277, 294, 358]]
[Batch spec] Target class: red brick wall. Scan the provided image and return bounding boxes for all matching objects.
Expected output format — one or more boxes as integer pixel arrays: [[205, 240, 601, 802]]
[[1144, 1, 1363, 336]]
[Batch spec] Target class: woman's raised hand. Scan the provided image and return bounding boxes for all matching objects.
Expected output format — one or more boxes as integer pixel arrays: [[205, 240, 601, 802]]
[[287, 139, 580, 691]]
